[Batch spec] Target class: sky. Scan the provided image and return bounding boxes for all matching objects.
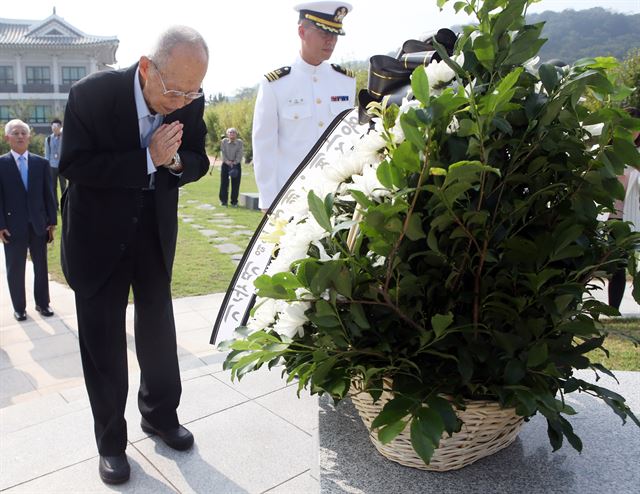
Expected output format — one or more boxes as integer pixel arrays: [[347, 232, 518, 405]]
[[2, 0, 639, 97]]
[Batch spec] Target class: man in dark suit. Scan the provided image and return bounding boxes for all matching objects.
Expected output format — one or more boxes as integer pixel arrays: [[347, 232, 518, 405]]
[[59, 26, 209, 485], [0, 119, 56, 321]]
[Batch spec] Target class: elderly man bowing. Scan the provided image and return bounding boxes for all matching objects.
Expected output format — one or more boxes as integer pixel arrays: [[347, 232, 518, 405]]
[[59, 26, 209, 485]]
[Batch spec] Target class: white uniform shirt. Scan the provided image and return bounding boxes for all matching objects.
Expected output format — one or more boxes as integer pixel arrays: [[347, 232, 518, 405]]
[[252, 54, 356, 208]]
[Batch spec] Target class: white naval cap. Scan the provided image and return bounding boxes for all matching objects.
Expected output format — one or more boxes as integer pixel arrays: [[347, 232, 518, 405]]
[[294, 2, 353, 35]]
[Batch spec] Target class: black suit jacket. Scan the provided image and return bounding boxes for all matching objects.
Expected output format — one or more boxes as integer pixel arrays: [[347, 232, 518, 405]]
[[59, 63, 209, 297], [0, 152, 56, 236]]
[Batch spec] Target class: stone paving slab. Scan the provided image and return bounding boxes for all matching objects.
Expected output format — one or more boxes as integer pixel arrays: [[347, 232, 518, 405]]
[[255, 386, 319, 433], [132, 400, 314, 494], [215, 243, 244, 254], [1, 407, 97, 490], [265, 472, 318, 493], [0, 368, 38, 406], [3, 447, 176, 494]]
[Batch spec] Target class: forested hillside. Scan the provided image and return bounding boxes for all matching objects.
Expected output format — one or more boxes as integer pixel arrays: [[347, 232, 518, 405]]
[[529, 7, 640, 63]]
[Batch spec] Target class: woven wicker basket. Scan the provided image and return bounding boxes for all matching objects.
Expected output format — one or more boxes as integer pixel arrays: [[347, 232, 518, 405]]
[[350, 380, 524, 471]]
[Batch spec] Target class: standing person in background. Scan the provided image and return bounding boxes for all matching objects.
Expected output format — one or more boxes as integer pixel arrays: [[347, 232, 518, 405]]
[[59, 26, 209, 485], [219, 127, 244, 207], [0, 119, 56, 322], [252, 1, 356, 211], [608, 106, 640, 310], [44, 118, 66, 208]]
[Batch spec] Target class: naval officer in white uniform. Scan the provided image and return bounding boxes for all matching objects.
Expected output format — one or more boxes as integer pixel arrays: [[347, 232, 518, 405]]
[[252, 1, 356, 210]]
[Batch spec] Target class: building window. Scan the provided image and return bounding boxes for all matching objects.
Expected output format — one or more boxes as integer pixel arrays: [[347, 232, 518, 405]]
[[0, 105, 11, 122], [26, 66, 51, 84], [29, 105, 50, 124], [0, 66, 14, 84], [61, 66, 86, 84]]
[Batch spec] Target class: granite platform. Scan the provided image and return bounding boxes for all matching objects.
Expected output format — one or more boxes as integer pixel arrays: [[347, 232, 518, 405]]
[[319, 370, 640, 494]]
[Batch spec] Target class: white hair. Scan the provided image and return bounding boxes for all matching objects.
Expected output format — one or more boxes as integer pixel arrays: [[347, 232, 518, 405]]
[[4, 119, 30, 136], [149, 26, 209, 69]]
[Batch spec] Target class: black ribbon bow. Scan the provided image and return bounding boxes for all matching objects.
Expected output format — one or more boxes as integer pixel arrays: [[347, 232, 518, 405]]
[[358, 28, 458, 124]]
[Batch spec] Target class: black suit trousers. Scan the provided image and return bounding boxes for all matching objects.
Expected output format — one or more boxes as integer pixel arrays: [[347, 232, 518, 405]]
[[75, 192, 181, 455], [3, 224, 49, 312], [219, 162, 241, 205]]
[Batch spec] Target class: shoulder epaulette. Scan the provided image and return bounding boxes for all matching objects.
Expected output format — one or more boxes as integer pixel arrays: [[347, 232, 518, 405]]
[[331, 63, 355, 78], [264, 66, 291, 82]]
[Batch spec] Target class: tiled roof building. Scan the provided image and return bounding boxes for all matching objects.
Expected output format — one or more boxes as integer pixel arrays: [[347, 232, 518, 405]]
[[0, 10, 118, 133]]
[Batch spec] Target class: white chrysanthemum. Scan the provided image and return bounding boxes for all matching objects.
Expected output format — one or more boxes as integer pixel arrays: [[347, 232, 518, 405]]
[[267, 215, 329, 274], [446, 116, 460, 134], [323, 144, 368, 185], [247, 297, 278, 331], [399, 97, 421, 115], [272, 300, 310, 338], [423, 53, 464, 94], [583, 123, 604, 136], [464, 78, 477, 98], [357, 123, 387, 161], [349, 162, 391, 200]]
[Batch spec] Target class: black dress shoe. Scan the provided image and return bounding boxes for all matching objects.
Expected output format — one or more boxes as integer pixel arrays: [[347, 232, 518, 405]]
[[99, 454, 130, 485], [141, 417, 194, 451], [35, 305, 54, 317], [13, 311, 27, 321]]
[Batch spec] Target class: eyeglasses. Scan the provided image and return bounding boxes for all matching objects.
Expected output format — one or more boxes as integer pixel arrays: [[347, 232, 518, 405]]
[[150, 60, 204, 100]]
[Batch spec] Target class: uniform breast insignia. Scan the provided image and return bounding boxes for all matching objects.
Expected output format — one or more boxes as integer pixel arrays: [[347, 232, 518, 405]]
[[331, 64, 355, 78], [264, 66, 291, 82]]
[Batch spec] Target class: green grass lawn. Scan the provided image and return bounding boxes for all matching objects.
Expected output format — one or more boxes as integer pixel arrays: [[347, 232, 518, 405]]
[[589, 318, 640, 371], [46, 162, 263, 295], [45, 166, 639, 370]]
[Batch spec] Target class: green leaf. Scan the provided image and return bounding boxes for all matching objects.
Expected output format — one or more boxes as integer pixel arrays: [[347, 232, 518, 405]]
[[426, 396, 461, 434], [376, 160, 406, 189], [393, 141, 421, 172], [405, 213, 426, 240], [410, 420, 436, 465], [311, 356, 337, 383], [334, 265, 352, 297], [504, 359, 526, 384], [612, 137, 640, 165], [349, 189, 374, 208], [473, 33, 496, 70], [310, 262, 342, 294], [409, 407, 445, 465], [492, 116, 513, 135], [527, 342, 548, 367], [559, 416, 583, 452], [431, 313, 454, 338], [415, 407, 445, 445], [538, 63, 559, 93], [378, 419, 408, 444], [254, 274, 294, 299], [371, 396, 414, 428], [457, 118, 479, 137], [411, 66, 430, 105], [308, 190, 332, 232], [400, 112, 427, 148], [350, 303, 370, 329]]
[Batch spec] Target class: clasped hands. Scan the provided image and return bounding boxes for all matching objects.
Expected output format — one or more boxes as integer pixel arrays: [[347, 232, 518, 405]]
[[149, 121, 183, 170]]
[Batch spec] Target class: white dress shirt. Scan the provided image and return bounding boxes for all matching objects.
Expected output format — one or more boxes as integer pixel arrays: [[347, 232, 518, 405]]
[[252, 54, 356, 208]]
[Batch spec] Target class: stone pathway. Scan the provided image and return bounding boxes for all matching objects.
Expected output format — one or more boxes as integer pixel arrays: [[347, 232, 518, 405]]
[[178, 197, 257, 262]]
